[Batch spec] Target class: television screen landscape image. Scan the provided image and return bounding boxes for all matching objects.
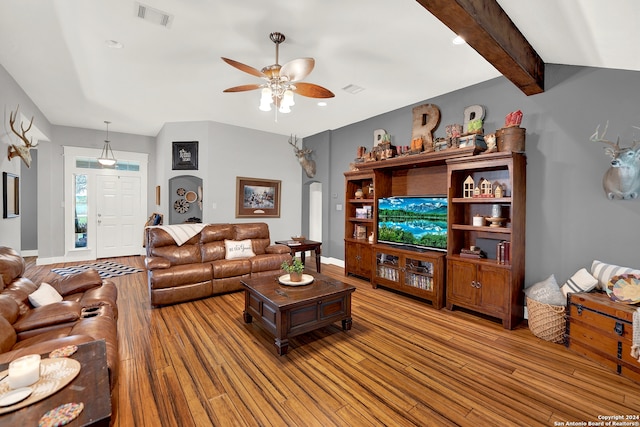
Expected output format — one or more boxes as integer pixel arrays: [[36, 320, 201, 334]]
[[377, 196, 448, 252]]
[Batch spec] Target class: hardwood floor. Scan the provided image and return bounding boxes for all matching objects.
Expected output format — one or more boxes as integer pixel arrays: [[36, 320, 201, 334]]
[[25, 256, 640, 426]]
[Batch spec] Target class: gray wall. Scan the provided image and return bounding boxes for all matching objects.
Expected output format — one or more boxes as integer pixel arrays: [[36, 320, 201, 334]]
[[304, 64, 640, 286], [0, 64, 51, 252], [20, 150, 37, 251]]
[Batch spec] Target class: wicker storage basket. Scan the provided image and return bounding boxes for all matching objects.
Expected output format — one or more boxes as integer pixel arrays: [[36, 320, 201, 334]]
[[526, 296, 566, 343]]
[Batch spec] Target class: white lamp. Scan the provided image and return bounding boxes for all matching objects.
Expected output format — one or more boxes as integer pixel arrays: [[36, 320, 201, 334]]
[[259, 88, 273, 111], [278, 89, 294, 113], [97, 121, 117, 166]]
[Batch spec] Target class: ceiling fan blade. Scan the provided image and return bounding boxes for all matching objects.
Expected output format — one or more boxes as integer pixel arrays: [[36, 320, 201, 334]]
[[221, 57, 266, 78], [280, 58, 315, 82], [223, 84, 262, 93], [293, 82, 335, 98]]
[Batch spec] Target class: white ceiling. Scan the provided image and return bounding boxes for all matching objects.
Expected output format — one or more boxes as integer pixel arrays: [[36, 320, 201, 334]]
[[0, 0, 638, 138]]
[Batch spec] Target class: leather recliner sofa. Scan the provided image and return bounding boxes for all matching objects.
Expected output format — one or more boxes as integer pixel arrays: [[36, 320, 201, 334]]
[[0, 247, 119, 389], [145, 222, 292, 306]]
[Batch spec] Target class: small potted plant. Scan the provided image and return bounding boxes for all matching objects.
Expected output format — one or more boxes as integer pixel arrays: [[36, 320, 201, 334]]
[[281, 258, 305, 282]]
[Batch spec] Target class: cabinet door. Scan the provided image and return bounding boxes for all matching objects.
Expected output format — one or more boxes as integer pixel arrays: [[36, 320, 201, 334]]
[[346, 241, 372, 278], [358, 243, 373, 278], [345, 242, 359, 276], [476, 265, 510, 315], [448, 260, 477, 306]]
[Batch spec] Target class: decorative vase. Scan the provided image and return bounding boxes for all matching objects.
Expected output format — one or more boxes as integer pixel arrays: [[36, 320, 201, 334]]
[[289, 272, 303, 282]]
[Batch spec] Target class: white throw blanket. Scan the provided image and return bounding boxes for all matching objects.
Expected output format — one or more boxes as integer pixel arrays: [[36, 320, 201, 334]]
[[632, 307, 640, 363], [152, 223, 206, 246]]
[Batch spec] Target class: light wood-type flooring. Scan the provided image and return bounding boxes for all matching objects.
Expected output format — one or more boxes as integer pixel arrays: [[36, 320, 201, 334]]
[[24, 256, 640, 426]]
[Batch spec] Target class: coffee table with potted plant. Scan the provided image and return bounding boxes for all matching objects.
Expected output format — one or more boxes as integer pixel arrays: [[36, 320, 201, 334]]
[[240, 260, 356, 355]]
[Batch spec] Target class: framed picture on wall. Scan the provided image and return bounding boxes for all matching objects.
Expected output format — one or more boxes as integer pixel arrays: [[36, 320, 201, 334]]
[[236, 177, 281, 218], [3, 172, 19, 218], [172, 141, 198, 170]]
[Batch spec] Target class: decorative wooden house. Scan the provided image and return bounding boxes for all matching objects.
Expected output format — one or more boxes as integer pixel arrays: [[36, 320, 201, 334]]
[[480, 178, 493, 197], [463, 175, 475, 198]]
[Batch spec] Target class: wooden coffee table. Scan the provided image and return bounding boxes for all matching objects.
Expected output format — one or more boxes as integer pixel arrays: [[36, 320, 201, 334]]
[[0, 340, 111, 426], [241, 272, 355, 355]]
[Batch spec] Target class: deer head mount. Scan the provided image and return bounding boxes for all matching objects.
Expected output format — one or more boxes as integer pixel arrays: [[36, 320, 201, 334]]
[[289, 134, 316, 178], [590, 121, 640, 200], [7, 105, 37, 168]]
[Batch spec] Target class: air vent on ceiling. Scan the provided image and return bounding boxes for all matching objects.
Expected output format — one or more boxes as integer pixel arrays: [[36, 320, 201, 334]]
[[136, 2, 174, 28], [342, 84, 365, 95]]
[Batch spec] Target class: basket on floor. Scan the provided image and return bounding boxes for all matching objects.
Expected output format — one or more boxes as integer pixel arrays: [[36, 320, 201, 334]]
[[526, 296, 566, 343]]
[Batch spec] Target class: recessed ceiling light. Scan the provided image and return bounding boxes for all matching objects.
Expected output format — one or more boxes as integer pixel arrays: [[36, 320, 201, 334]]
[[452, 35, 466, 45], [317, 101, 327, 107], [105, 40, 124, 49]]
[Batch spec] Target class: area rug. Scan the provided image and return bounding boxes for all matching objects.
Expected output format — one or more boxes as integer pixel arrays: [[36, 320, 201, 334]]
[[51, 261, 143, 279]]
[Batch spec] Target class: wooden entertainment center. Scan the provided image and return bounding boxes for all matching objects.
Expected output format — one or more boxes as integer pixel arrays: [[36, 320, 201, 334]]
[[344, 149, 526, 329]]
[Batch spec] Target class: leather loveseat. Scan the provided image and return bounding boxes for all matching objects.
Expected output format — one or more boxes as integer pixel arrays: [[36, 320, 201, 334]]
[[144, 222, 292, 306], [0, 247, 119, 389]]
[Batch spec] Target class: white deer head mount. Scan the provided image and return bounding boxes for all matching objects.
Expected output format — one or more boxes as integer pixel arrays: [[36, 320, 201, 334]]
[[590, 121, 640, 200], [289, 134, 316, 178], [7, 105, 37, 168]]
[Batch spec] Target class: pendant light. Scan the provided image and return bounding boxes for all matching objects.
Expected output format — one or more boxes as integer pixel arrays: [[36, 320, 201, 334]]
[[98, 120, 117, 166]]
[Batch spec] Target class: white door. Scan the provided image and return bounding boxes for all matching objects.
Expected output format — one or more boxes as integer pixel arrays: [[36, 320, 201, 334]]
[[97, 175, 142, 258]]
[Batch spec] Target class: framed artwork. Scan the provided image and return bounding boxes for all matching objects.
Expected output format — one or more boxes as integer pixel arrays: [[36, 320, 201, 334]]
[[172, 141, 198, 170], [236, 177, 281, 218], [3, 172, 19, 218]]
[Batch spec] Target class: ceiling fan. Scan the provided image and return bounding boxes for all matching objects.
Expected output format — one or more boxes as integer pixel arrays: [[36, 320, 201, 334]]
[[222, 32, 334, 113]]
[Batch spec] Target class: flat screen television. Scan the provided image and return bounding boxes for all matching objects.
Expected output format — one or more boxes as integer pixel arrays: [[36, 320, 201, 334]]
[[377, 196, 448, 252]]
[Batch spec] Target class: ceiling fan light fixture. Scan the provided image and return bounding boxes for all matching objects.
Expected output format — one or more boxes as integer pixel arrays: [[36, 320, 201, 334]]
[[259, 88, 273, 111], [278, 103, 291, 114], [223, 32, 334, 120], [282, 89, 295, 107]]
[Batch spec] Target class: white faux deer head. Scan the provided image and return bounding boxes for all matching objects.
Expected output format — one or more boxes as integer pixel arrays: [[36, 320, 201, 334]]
[[590, 121, 640, 200], [7, 105, 37, 168], [289, 134, 316, 178]]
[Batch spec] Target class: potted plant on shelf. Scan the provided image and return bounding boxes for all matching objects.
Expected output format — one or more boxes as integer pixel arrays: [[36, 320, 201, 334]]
[[281, 258, 305, 282]]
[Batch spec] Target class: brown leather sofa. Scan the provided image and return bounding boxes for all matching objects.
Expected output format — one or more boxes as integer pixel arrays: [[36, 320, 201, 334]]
[[145, 222, 292, 306], [0, 247, 119, 389]]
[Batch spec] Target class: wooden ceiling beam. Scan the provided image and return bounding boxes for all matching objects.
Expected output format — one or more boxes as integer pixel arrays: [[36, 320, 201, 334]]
[[416, 0, 544, 95]]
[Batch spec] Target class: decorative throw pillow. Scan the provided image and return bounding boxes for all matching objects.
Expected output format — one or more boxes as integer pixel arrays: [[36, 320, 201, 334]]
[[28, 282, 63, 307], [224, 239, 256, 260], [524, 274, 566, 306], [561, 268, 598, 297], [591, 260, 640, 291]]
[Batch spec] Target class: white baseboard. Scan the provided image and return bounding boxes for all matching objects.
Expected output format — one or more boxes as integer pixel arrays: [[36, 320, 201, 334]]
[[36, 256, 65, 266], [21, 250, 38, 257], [321, 256, 344, 268]]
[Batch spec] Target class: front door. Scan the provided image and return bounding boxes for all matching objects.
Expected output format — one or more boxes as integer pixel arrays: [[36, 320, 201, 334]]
[[97, 175, 142, 258]]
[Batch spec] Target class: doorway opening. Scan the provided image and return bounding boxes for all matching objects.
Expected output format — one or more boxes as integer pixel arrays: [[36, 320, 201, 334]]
[[309, 182, 322, 242]]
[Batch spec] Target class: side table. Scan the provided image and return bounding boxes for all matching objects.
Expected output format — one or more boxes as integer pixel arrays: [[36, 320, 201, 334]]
[[275, 240, 322, 273], [0, 340, 111, 426]]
